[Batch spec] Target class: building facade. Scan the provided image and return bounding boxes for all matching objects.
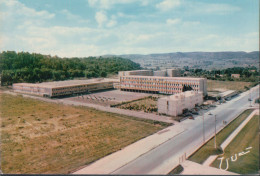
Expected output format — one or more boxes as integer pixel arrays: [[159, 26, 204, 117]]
[[158, 91, 203, 116], [13, 79, 114, 98], [120, 76, 207, 96]]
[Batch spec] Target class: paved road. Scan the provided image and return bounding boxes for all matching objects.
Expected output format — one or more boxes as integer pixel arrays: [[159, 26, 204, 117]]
[[112, 86, 259, 174]]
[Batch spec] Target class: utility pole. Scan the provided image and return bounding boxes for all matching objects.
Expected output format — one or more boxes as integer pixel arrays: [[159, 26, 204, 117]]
[[249, 89, 252, 107], [214, 114, 217, 149], [202, 113, 205, 143]]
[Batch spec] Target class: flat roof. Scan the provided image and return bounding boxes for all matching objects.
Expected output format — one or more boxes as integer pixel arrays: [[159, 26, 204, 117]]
[[13, 79, 114, 89], [120, 70, 152, 73], [121, 75, 205, 81], [162, 91, 202, 100]]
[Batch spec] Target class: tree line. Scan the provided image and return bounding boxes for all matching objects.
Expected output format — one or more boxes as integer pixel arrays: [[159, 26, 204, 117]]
[[183, 66, 259, 82], [0, 51, 141, 85]]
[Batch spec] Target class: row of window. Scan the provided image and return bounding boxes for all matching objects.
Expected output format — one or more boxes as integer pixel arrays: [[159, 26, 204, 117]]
[[121, 77, 202, 83]]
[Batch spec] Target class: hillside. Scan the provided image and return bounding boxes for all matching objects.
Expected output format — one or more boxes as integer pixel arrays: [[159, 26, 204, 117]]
[[0, 51, 141, 85], [115, 51, 259, 70]]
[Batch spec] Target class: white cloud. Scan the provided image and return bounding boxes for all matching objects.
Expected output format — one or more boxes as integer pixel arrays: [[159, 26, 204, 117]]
[[88, 0, 136, 9], [0, 0, 55, 20], [0, 0, 257, 57], [156, 0, 181, 11], [95, 11, 108, 27], [188, 2, 240, 15], [166, 18, 181, 25], [61, 9, 89, 24], [107, 19, 117, 27]]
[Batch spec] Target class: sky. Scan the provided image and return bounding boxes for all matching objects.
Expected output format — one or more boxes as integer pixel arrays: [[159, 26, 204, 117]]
[[0, 0, 259, 57]]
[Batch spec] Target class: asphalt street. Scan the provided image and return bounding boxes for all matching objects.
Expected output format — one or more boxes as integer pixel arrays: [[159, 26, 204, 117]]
[[112, 86, 259, 174]]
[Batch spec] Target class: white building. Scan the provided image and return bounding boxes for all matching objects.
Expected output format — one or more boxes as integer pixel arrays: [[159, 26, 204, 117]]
[[158, 91, 203, 116]]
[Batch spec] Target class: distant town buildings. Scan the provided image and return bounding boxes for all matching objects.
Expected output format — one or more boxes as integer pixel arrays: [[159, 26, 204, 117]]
[[231, 74, 240, 78], [158, 91, 203, 116], [12, 79, 115, 98]]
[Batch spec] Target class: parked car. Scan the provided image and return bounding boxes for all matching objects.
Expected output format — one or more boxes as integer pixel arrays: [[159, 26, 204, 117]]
[[188, 116, 194, 120], [192, 112, 199, 115]]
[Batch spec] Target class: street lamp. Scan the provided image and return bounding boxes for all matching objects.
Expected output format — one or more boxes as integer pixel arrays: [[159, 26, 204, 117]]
[[214, 114, 217, 149], [200, 111, 205, 143], [209, 113, 217, 149], [249, 88, 252, 107]]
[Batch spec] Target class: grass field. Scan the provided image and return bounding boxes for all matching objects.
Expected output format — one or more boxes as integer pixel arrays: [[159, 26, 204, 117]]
[[211, 115, 259, 174], [0, 93, 169, 174], [188, 109, 254, 164], [207, 80, 254, 92], [117, 96, 158, 113]]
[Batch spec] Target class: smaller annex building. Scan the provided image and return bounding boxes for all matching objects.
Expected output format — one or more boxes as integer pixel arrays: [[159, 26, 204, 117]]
[[12, 79, 115, 98], [158, 91, 203, 116]]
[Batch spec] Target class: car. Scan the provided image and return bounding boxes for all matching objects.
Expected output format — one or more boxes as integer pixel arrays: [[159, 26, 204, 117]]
[[208, 112, 212, 115], [188, 116, 194, 120], [191, 111, 199, 115]]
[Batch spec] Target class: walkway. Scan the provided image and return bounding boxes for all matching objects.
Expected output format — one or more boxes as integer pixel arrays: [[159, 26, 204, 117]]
[[73, 124, 185, 174]]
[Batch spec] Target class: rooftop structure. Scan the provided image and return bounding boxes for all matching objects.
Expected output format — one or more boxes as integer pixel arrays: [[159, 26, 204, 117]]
[[158, 91, 203, 116], [118, 70, 153, 77], [118, 69, 180, 77]]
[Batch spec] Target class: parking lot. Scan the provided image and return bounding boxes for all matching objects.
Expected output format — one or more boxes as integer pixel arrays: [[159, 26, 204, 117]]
[[65, 90, 153, 106]]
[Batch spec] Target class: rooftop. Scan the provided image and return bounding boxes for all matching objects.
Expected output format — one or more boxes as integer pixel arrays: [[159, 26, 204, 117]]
[[162, 91, 203, 100], [13, 79, 115, 89], [121, 75, 205, 80]]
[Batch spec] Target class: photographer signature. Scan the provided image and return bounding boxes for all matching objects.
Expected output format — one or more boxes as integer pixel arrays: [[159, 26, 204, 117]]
[[217, 146, 252, 170]]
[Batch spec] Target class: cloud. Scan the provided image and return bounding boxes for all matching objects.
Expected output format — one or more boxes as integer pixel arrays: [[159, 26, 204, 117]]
[[60, 9, 89, 24], [188, 2, 240, 15], [0, 0, 55, 20], [88, 0, 137, 9], [95, 11, 108, 27], [166, 18, 181, 25], [107, 19, 117, 27], [0, 0, 257, 57], [156, 0, 181, 11]]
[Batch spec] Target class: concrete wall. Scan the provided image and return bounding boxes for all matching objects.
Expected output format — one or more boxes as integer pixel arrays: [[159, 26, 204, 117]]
[[166, 69, 181, 77], [120, 76, 207, 96], [13, 81, 114, 98], [158, 91, 203, 116], [13, 84, 52, 97], [154, 70, 166, 77]]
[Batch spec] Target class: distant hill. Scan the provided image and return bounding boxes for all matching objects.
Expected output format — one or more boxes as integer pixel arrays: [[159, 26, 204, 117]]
[[0, 51, 141, 85], [119, 51, 259, 60], [106, 51, 259, 70]]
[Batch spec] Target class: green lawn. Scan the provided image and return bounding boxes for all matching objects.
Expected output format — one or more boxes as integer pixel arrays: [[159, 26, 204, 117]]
[[207, 80, 254, 92], [211, 115, 259, 174], [0, 93, 169, 174], [188, 109, 254, 164]]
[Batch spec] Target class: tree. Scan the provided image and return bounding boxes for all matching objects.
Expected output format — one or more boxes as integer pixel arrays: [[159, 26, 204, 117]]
[[100, 71, 107, 77]]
